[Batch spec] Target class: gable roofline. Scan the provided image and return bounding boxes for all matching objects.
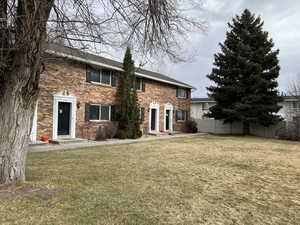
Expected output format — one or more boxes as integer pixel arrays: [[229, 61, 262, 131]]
[[45, 44, 195, 89]]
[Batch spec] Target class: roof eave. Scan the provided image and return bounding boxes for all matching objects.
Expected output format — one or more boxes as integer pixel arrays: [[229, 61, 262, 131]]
[[46, 49, 194, 89]]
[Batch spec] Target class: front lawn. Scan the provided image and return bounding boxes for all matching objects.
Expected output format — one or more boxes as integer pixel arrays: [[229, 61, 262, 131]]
[[0, 135, 299, 225]]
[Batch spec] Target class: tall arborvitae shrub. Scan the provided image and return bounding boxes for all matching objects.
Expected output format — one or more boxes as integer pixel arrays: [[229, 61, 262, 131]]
[[207, 9, 282, 135], [116, 47, 142, 139]]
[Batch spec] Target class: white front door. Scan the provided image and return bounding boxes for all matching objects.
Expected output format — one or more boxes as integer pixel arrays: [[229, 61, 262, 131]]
[[53, 91, 77, 140]]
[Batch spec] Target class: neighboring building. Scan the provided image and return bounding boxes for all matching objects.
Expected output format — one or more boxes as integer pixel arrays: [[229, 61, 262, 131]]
[[190, 98, 215, 120], [30, 44, 194, 142], [190, 96, 300, 121], [277, 96, 300, 121]]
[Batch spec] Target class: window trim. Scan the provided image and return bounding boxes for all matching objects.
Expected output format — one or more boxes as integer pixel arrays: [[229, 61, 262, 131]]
[[177, 88, 187, 98], [89, 104, 112, 122], [88, 67, 115, 87], [176, 110, 188, 122]]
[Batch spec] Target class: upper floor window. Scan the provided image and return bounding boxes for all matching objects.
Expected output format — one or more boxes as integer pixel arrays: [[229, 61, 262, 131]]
[[87, 66, 117, 87], [176, 88, 188, 98], [135, 77, 145, 91]]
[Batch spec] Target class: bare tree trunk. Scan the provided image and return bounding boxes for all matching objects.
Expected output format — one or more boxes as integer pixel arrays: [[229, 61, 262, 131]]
[[0, 46, 43, 184], [0, 0, 54, 184], [0, 84, 37, 184]]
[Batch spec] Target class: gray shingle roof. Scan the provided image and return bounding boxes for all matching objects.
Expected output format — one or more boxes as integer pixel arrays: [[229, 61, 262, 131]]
[[191, 97, 215, 103], [45, 43, 194, 89]]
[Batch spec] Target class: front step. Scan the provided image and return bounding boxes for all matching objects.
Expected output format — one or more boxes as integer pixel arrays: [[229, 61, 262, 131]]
[[148, 132, 175, 137], [50, 138, 87, 145], [29, 141, 48, 146]]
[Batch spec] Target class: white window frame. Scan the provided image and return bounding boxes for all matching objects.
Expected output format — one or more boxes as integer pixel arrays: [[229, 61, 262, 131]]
[[164, 104, 173, 132], [149, 102, 160, 133], [89, 104, 112, 122]]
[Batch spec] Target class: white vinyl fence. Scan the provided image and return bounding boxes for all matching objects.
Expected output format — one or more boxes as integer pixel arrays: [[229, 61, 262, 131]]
[[195, 119, 243, 135], [195, 119, 294, 138]]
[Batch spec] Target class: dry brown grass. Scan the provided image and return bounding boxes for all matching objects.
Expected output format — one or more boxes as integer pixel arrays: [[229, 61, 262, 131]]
[[0, 135, 299, 225]]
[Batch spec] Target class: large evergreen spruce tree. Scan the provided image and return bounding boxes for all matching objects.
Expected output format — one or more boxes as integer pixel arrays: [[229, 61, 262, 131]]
[[116, 47, 142, 139], [207, 9, 282, 134]]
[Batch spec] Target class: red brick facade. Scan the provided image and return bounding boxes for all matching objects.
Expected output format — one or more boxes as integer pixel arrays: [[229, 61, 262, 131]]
[[34, 57, 191, 141]]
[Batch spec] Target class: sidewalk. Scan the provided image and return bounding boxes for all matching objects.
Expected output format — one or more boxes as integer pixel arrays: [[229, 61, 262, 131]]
[[29, 133, 204, 153]]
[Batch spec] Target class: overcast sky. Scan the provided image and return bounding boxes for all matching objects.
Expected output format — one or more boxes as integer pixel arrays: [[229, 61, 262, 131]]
[[152, 0, 300, 97], [98, 0, 300, 97]]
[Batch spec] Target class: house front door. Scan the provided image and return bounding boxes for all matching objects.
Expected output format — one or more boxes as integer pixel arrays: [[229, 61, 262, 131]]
[[58, 102, 71, 136], [151, 108, 157, 131], [165, 109, 170, 131]]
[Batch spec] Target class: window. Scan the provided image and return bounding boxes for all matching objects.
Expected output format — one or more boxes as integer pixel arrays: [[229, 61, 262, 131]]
[[202, 103, 209, 110], [135, 78, 145, 91], [87, 66, 117, 87], [87, 104, 115, 121], [90, 69, 100, 83], [176, 110, 188, 121], [89, 105, 100, 120], [176, 88, 187, 98]]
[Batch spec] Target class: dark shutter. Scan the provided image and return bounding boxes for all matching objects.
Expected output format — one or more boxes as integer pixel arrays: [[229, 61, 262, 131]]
[[184, 111, 188, 121], [176, 88, 179, 97], [111, 72, 117, 87], [142, 79, 146, 92], [140, 107, 145, 121], [186, 89, 190, 99], [175, 110, 179, 121], [85, 103, 90, 121], [110, 105, 116, 121], [86, 65, 91, 82]]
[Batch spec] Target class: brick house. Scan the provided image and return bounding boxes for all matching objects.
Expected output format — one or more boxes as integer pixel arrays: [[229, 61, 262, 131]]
[[30, 44, 194, 142]]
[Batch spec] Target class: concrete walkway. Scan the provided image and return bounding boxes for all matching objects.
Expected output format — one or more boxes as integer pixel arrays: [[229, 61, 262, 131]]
[[29, 133, 204, 153]]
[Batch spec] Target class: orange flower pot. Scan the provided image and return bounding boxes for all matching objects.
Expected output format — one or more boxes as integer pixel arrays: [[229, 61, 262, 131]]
[[42, 136, 50, 142]]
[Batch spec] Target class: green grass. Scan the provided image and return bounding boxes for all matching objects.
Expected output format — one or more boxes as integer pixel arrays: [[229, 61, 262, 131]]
[[1, 135, 300, 225]]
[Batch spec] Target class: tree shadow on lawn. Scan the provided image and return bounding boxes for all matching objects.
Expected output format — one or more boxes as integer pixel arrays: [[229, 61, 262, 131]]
[[0, 182, 58, 202]]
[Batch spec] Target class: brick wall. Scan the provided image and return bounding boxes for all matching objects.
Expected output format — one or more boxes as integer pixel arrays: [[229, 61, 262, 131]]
[[36, 57, 191, 140]]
